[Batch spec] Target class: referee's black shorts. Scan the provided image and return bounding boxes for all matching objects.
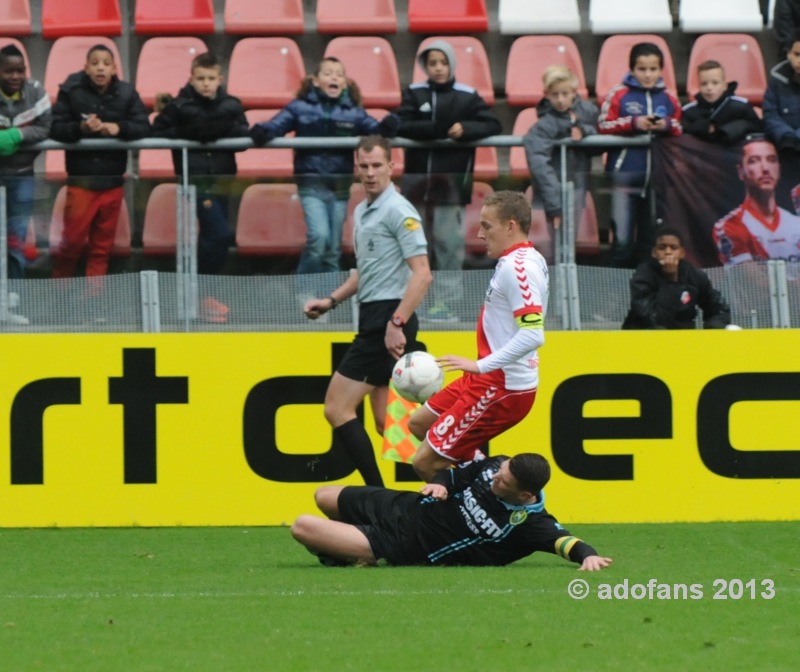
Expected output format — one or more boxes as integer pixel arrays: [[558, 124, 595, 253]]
[[338, 486, 426, 566], [337, 300, 422, 387]]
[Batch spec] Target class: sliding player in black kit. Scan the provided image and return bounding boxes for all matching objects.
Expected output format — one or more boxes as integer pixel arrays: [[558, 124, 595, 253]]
[[291, 453, 612, 569]]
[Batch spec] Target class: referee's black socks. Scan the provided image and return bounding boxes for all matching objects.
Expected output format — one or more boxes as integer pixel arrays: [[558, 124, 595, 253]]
[[334, 419, 384, 487]]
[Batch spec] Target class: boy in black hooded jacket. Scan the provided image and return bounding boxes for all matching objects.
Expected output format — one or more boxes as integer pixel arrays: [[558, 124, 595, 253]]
[[394, 40, 501, 323], [681, 60, 762, 145]]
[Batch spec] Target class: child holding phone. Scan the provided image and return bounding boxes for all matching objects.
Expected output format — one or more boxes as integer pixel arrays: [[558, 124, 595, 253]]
[[598, 42, 681, 268]]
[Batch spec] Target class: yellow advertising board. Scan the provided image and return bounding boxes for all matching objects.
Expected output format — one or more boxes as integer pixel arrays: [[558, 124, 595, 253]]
[[0, 330, 798, 527]]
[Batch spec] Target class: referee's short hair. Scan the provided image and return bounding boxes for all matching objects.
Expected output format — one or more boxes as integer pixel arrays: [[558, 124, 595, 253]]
[[357, 135, 392, 161], [483, 190, 532, 235], [508, 453, 551, 495]]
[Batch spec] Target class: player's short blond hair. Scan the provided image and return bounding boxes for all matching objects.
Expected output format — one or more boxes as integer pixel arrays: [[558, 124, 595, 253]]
[[542, 65, 579, 93], [483, 190, 532, 235]]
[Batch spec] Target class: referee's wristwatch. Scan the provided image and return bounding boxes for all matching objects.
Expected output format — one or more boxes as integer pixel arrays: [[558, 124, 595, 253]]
[[390, 314, 405, 328]]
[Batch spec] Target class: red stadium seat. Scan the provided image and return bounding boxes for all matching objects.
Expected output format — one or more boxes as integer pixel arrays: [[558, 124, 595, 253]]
[[41, 0, 122, 39], [595, 34, 677, 104], [235, 184, 307, 256], [135, 37, 207, 109], [44, 36, 123, 104], [509, 107, 539, 179], [576, 191, 600, 256], [522, 187, 553, 254], [465, 182, 494, 256], [139, 112, 174, 179], [227, 38, 305, 109], [474, 147, 499, 182], [0, 38, 30, 75], [324, 37, 401, 108], [317, 0, 397, 34], [505, 35, 588, 107], [413, 36, 494, 105], [686, 33, 767, 105], [142, 183, 198, 256], [44, 150, 66, 181], [49, 185, 131, 257], [134, 0, 215, 36], [408, 0, 488, 34], [0, 0, 31, 37], [224, 0, 304, 35], [237, 109, 295, 178]]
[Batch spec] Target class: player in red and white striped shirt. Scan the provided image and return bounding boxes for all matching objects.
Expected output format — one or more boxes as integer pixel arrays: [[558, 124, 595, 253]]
[[409, 190, 549, 481]]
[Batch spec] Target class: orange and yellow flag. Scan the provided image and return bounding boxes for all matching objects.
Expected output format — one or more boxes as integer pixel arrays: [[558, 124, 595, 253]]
[[381, 381, 421, 464]]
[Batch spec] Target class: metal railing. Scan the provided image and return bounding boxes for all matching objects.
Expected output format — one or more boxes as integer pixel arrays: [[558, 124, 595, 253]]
[[1, 135, 797, 332]]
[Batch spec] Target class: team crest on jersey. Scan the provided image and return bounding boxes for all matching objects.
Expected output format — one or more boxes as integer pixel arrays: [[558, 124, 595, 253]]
[[718, 234, 733, 260], [625, 101, 646, 115], [510, 510, 528, 526], [403, 217, 421, 231], [680, 290, 690, 305]]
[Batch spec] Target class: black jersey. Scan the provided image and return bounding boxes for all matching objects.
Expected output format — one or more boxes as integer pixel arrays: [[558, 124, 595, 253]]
[[409, 457, 592, 566], [339, 456, 597, 567]]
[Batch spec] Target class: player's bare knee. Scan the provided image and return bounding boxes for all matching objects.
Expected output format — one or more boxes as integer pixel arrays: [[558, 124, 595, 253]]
[[290, 515, 314, 543], [314, 486, 339, 515]]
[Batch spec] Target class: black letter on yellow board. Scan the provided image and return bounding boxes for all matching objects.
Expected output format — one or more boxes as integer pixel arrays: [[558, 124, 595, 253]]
[[11, 378, 81, 484], [243, 343, 359, 482], [551, 374, 672, 480], [108, 348, 189, 484], [698, 373, 800, 478]]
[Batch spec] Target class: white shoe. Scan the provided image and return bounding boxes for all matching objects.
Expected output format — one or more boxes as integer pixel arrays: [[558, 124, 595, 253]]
[[1, 311, 30, 325]]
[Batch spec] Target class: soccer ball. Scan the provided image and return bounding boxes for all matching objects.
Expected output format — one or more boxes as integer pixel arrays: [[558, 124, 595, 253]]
[[392, 351, 445, 404]]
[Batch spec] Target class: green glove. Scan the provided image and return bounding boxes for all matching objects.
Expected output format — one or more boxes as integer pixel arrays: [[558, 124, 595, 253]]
[[0, 127, 23, 156]]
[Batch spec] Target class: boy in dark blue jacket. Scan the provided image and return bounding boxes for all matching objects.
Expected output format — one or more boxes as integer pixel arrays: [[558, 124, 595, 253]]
[[250, 57, 389, 276], [763, 28, 800, 210], [153, 52, 249, 323], [598, 42, 681, 268]]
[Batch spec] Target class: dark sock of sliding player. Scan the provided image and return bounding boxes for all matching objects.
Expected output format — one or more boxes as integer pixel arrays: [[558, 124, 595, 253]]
[[333, 419, 384, 487]]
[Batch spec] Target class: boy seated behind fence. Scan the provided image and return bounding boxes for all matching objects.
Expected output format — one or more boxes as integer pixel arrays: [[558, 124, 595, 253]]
[[522, 65, 598, 263], [622, 227, 731, 330], [681, 60, 762, 145]]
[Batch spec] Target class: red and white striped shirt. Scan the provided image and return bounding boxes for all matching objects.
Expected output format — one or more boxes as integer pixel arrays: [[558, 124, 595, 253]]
[[476, 243, 548, 391]]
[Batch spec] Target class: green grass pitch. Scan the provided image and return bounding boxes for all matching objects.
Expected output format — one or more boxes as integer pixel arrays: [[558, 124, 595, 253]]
[[1, 522, 797, 671]]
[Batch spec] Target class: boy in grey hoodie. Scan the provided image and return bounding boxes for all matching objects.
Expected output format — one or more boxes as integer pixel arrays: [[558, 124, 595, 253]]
[[523, 65, 597, 263]]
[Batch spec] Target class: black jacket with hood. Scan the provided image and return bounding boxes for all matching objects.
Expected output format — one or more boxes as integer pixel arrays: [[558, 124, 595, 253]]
[[681, 82, 762, 145], [394, 40, 501, 205]]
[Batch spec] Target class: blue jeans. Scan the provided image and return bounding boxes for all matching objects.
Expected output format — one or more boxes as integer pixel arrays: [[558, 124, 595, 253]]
[[195, 191, 231, 275], [1, 174, 34, 279], [297, 191, 347, 274], [610, 171, 653, 268]]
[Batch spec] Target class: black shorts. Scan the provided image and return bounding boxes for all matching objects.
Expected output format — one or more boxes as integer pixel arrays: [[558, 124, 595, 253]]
[[337, 300, 421, 387], [338, 486, 426, 565]]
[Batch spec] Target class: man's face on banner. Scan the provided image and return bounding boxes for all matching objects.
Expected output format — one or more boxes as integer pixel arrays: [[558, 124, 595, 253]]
[[738, 141, 780, 196]]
